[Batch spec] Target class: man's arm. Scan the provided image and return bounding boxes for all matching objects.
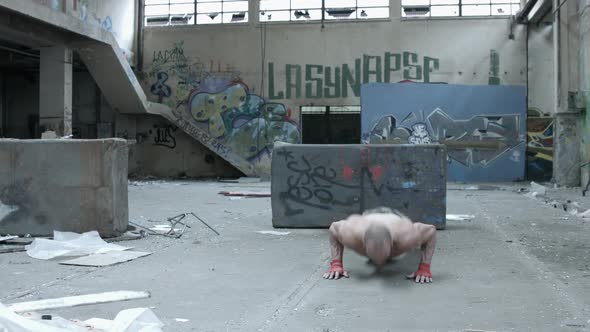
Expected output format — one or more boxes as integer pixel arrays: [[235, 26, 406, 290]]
[[407, 223, 437, 283], [323, 223, 349, 280]]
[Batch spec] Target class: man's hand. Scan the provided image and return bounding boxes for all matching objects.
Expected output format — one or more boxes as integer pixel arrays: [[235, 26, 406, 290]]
[[406, 263, 432, 283], [323, 259, 349, 280]]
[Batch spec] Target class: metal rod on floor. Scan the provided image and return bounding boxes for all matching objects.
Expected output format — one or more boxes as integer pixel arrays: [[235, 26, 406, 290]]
[[190, 212, 220, 235]]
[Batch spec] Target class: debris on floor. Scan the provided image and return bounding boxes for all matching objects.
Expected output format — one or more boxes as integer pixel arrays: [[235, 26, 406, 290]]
[[25, 231, 129, 260], [446, 214, 475, 221], [218, 177, 261, 184], [59, 251, 152, 267], [0, 291, 162, 332], [218, 191, 271, 198], [131, 211, 219, 238], [530, 181, 547, 196], [6, 291, 151, 313], [0, 235, 19, 242], [256, 230, 291, 236]]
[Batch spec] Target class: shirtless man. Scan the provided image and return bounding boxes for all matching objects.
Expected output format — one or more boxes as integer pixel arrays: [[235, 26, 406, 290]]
[[323, 208, 437, 283]]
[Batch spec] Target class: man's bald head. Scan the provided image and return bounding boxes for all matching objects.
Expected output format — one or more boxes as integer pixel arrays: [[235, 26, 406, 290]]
[[364, 224, 392, 266]]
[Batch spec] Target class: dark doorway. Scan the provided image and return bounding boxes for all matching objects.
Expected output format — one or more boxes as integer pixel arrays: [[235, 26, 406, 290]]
[[301, 106, 361, 144]]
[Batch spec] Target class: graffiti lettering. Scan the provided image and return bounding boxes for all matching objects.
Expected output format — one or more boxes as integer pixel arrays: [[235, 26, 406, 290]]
[[152, 124, 177, 149], [366, 108, 521, 167], [153, 42, 187, 64], [268, 52, 441, 100], [277, 151, 411, 216]]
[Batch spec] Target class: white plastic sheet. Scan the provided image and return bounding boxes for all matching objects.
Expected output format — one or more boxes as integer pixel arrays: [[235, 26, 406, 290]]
[[0, 304, 163, 332], [25, 231, 129, 260]]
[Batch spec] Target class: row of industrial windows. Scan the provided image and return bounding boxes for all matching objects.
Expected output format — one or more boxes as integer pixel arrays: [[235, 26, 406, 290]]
[[145, 0, 520, 26]]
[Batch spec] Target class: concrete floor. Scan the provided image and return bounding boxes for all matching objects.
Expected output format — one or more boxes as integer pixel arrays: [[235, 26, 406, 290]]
[[1, 181, 589, 332]]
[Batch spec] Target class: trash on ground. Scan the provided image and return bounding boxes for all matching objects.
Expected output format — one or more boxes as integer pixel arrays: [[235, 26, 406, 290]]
[[0, 235, 18, 243], [106, 307, 164, 332], [0, 245, 26, 254], [530, 181, 547, 196], [6, 291, 151, 313], [576, 209, 590, 218], [256, 231, 291, 236], [59, 251, 152, 267], [25, 231, 130, 260], [219, 177, 261, 184], [149, 225, 181, 233], [446, 214, 475, 221], [0, 304, 163, 332], [218, 191, 271, 197], [131, 212, 219, 237]]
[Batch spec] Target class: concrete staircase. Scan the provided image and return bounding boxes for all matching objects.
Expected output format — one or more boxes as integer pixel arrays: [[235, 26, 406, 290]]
[[0, 0, 256, 176]]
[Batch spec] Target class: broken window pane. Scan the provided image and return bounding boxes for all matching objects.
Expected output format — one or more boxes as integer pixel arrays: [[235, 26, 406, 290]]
[[357, 0, 389, 7], [491, 4, 511, 15], [223, 11, 248, 23], [430, 5, 459, 16], [357, 7, 389, 19], [291, 0, 322, 10], [196, 12, 223, 23], [260, 10, 291, 21], [292, 8, 322, 20], [462, 4, 491, 15]]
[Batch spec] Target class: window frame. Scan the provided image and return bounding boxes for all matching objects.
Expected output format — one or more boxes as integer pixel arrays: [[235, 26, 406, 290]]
[[144, 0, 250, 26], [259, 0, 390, 23], [400, 0, 521, 19]]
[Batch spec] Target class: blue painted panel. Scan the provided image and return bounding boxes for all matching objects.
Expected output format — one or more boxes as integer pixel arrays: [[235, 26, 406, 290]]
[[361, 83, 527, 182]]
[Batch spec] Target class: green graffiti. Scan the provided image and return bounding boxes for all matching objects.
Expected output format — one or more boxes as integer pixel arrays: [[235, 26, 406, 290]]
[[324, 67, 341, 98], [363, 55, 382, 83], [384, 52, 401, 83], [424, 56, 439, 84], [305, 65, 323, 99], [286, 64, 302, 99], [403, 52, 422, 81], [488, 49, 501, 85], [269, 52, 441, 100], [342, 59, 361, 98], [268, 62, 284, 99]]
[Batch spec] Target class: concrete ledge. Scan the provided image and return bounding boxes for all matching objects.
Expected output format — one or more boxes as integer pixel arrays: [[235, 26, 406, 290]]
[[271, 144, 447, 229], [0, 139, 128, 237]]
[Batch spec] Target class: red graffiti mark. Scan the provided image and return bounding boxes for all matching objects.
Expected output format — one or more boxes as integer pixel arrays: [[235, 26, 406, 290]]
[[343, 166, 354, 180], [370, 166, 383, 181]]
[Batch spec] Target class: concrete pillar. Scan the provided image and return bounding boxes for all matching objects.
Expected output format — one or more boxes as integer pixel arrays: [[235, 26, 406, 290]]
[[580, 0, 590, 188], [553, 0, 581, 186], [554, 112, 581, 186], [39, 45, 73, 137]]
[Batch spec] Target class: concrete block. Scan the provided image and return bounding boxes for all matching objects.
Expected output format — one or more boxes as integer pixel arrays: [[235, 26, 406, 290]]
[[271, 144, 447, 229], [0, 139, 128, 237]]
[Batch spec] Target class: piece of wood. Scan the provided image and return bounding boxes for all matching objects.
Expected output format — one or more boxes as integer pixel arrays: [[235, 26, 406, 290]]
[[7, 291, 151, 313], [0, 235, 19, 242], [218, 191, 271, 197], [0, 245, 26, 254], [59, 251, 152, 267]]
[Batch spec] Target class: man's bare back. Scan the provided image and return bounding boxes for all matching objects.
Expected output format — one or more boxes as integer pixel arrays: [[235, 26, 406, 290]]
[[323, 209, 437, 283]]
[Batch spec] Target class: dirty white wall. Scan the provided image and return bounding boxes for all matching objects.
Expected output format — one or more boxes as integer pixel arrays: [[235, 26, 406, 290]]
[[140, 1, 527, 176], [29, 0, 137, 63], [528, 23, 554, 116]]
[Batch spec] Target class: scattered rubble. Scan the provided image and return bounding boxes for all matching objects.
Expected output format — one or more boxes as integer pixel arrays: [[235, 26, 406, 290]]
[[446, 214, 475, 221], [0, 291, 162, 332], [25, 231, 129, 260], [219, 191, 271, 197], [256, 231, 291, 236]]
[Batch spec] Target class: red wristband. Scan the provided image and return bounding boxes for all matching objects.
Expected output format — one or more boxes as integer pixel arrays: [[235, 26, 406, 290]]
[[330, 259, 343, 267], [416, 263, 432, 278]]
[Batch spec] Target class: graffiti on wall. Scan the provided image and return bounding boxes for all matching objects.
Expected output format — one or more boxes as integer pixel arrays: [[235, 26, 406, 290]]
[[268, 52, 441, 100], [151, 124, 178, 149], [271, 145, 446, 227], [367, 109, 521, 167], [145, 41, 301, 164], [361, 84, 526, 182], [527, 108, 553, 180]]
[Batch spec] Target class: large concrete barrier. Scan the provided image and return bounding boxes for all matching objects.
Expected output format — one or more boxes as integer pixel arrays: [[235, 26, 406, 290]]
[[0, 139, 128, 237], [271, 144, 447, 229]]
